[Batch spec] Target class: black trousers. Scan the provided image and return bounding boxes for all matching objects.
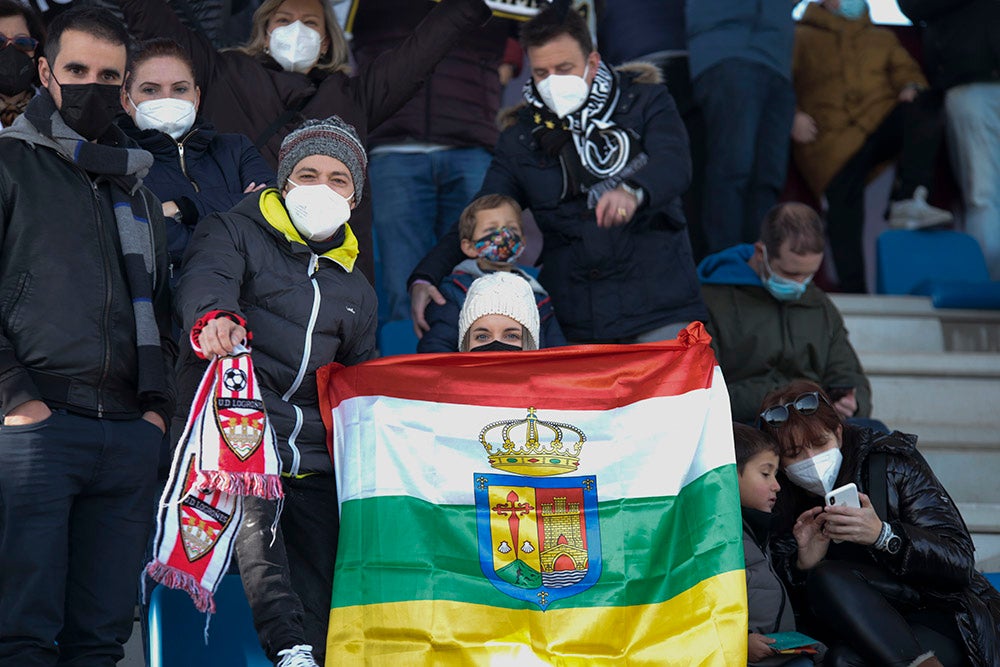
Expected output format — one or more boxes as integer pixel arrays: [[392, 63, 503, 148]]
[[236, 473, 339, 664], [0, 411, 161, 666], [824, 93, 944, 293], [805, 560, 969, 666]]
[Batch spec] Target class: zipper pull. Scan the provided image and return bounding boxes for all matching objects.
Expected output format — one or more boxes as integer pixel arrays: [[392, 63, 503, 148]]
[[309, 253, 319, 276]]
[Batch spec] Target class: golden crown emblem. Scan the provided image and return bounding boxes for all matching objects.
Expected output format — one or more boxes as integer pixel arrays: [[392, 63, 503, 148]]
[[479, 407, 587, 477]]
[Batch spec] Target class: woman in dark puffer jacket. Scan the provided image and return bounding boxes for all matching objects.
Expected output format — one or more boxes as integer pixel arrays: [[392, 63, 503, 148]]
[[760, 380, 1000, 667], [118, 38, 275, 280]]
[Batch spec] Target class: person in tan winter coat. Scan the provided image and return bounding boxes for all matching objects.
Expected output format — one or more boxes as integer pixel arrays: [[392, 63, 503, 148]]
[[791, 0, 950, 293]]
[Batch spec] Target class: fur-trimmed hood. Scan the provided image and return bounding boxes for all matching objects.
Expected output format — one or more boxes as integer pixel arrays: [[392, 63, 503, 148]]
[[496, 61, 664, 130]]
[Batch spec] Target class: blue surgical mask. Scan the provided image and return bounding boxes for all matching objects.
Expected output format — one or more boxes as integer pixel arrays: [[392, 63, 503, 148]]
[[833, 0, 868, 20], [762, 247, 812, 301]]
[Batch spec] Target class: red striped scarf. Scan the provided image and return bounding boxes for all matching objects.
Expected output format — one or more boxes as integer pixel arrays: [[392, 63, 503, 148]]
[[146, 348, 283, 612]]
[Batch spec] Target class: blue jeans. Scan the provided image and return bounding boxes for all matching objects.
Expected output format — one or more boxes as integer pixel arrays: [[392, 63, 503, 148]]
[[945, 82, 1000, 279], [0, 411, 161, 666], [694, 59, 796, 253], [369, 147, 492, 323]]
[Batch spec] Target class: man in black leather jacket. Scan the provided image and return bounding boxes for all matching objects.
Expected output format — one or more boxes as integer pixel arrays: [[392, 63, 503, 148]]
[[0, 7, 175, 666]]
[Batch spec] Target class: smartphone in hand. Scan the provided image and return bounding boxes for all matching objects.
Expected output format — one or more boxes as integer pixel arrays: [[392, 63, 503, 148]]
[[826, 482, 861, 509]]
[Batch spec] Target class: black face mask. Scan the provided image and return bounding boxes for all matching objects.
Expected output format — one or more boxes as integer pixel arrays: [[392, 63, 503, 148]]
[[51, 76, 122, 140], [470, 340, 523, 353], [0, 47, 34, 97]]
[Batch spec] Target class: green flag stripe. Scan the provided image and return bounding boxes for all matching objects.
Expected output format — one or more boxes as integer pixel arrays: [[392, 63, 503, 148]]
[[332, 465, 742, 610]]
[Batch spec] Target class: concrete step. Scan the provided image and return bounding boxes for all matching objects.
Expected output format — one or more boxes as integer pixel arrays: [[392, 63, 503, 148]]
[[831, 294, 1000, 353]]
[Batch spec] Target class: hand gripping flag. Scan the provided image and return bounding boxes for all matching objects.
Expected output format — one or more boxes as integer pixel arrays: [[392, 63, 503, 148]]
[[147, 346, 282, 613], [317, 323, 748, 665]]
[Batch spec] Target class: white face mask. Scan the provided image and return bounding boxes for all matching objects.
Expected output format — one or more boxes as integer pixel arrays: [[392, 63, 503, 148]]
[[783, 448, 843, 497], [536, 64, 590, 118], [268, 21, 323, 73], [130, 96, 196, 140], [284, 179, 352, 241]]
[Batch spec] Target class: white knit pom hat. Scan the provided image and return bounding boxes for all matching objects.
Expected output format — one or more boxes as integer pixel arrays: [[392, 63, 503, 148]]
[[458, 272, 540, 352]]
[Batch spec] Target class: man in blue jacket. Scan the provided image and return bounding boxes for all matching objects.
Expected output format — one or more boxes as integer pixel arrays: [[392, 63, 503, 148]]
[[409, 6, 706, 343]]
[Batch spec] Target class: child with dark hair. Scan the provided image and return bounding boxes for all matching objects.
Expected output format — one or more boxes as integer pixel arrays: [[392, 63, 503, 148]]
[[417, 193, 566, 352], [735, 423, 819, 666]]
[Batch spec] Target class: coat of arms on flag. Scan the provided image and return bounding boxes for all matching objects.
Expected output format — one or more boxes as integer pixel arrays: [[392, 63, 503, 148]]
[[319, 323, 748, 665], [475, 409, 601, 609]]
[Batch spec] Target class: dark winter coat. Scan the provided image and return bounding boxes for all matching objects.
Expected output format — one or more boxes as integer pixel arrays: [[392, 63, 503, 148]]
[[175, 189, 377, 476], [0, 108, 175, 423], [597, 0, 686, 65], [897, 0, 1000, 90], [698, 244, 871, 424], [118, 115, 275, 269], [410, 65, 707, 342], [349, 0, 516, 150], [771, 427, 1000, 667], [685, 0, 797, 81], [417, 260, 567, 353], [116, 0, 492, 283], [744, 518, 796, 638]]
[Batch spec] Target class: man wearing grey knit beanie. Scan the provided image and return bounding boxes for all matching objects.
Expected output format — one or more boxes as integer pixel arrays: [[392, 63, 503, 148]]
[[173, 115, 377, 667]]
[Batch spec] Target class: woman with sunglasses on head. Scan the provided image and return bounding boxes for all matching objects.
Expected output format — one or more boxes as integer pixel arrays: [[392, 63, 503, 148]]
[[759, 380, 1000, 667], [0, 0, 44, 128]]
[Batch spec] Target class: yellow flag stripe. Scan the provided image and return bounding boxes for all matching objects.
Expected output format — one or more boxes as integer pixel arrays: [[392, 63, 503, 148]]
[[327, 569, 748, 666]]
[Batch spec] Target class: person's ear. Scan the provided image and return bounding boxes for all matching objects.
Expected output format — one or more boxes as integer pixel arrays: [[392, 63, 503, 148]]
[[194, 85, 202, 111], [586, 51, 601, 79], [460, 238, 478, 259], [37, 56, 51, 87]]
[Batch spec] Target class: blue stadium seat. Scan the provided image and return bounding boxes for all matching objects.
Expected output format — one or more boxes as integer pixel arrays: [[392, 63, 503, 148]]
[[378, 318, 419, 356], [985, 571, 1000, 592], [147, 574, 269, 667], [876, 230, 1000, 309]]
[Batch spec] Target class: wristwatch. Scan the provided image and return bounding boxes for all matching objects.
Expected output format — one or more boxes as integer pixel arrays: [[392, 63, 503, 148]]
[[875, 521, 902, 555], [619, 181, 645, 207]]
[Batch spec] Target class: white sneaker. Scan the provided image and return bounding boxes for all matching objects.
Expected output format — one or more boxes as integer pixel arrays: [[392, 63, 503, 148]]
[[888, 186, 953, 230], [276, 644, 318, 667]]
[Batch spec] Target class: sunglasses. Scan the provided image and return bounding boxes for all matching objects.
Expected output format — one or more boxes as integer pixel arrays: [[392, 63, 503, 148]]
[[0, 34, 39, 54], [758, 391, 831, 427]]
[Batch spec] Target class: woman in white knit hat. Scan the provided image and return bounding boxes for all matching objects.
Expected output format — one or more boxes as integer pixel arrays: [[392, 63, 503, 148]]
[[458, 272, 541, 352]]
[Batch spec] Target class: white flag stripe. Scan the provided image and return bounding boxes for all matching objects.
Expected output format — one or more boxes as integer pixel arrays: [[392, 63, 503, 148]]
[[332, 367, 734, 508]]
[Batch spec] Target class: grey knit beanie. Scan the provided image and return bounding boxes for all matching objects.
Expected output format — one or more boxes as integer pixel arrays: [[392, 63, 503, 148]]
[[277, 116, 367, 201], [458, 272, 540, 351]]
